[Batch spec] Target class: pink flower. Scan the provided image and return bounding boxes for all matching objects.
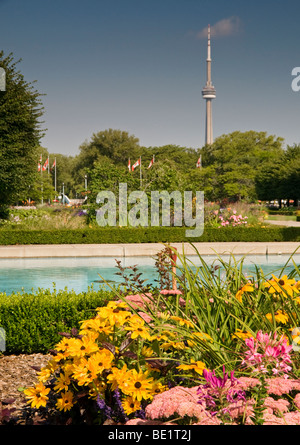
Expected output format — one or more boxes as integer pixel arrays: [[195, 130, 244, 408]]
[[241, 331, 293, 377], [117, 293, 153, 310], [160, 289, 183, 295], [145, 386, 204, 421], [294, 393, 300, 409], [264, 396, 290, 414]]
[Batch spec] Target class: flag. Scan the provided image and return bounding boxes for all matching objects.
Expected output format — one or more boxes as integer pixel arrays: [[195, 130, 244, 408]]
[[128, 158, 131, 171], [38, 154, 42, 171], [132, 158, 141, 171], [148, 155, 155, 169], [51, 159, 56, 171], [196, 156, 202, 168], [42, 158, 49, 171]]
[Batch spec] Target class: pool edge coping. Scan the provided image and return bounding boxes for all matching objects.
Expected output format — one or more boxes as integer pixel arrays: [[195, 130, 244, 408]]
[[0, 242, 299, 258]]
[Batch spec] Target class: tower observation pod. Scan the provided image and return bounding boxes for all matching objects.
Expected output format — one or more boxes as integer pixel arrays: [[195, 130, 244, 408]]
[[202, 24, 216, 146]]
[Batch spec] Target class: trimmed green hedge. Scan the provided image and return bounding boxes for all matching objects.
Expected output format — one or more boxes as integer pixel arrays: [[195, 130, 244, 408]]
[[0, 226, 300, 244], [0, 288, 115, 354]]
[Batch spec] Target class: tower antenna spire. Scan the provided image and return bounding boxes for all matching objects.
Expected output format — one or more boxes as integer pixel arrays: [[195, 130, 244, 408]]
[[202, 24, 216, 145]]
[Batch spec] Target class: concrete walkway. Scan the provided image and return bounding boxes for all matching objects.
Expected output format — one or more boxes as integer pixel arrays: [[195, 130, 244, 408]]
[[0, 241, 299, 258], [265, 220, 300, 227]]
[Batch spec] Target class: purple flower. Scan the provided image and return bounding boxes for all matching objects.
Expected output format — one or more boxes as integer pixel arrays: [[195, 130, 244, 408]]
[[197, 366, 246, 418], [96, 395, 113, 420]]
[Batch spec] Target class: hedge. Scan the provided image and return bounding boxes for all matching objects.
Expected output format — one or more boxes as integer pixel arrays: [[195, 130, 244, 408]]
[[0, 226, 300, 245], [0, 288, 115, 354]]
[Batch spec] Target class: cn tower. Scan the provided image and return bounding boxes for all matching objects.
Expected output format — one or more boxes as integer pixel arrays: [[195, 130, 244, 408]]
[[202, 24, 216, 145]]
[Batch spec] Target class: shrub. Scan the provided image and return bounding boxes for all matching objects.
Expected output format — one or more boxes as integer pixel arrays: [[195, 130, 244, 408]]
[[0, 226, 299, 245], [0, 288, 115, 354]]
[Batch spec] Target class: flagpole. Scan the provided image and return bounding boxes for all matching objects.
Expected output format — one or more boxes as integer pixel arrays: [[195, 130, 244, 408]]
[[54, 157, 57, 202], [41, 154, 43, 205], [140, 156, 142, 189]]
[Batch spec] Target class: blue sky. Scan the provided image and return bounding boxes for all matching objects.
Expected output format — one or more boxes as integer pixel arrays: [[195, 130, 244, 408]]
[[1, 0, 300, 156]]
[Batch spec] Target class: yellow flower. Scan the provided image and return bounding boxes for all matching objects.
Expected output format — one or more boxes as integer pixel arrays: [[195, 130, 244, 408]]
[[54, 371, 72, 392], [79, 318, 113, 337], [71, 358, 92, 386], [161, 340, 185, 350], [141, 346, 154, 357], [122, 396, 141, 415], [232, 329, 253, 340], [88, 349, 114, 376], [266, 310, 289, 324], [170, 315, 194, 328], [67, 335, 99, 358], [88, 379, 107, 399], [107, 365, 132, 393], [37, 359, 58, 383], [264, 275, 296, 297], [235, 284, 254, 303], [56, 391, 74, 412], [177, 360, 206, 375], [96, 302, 132, 326], [158, 313, 170, 322], [126, 369, 155, 401], [127, 325, 152, 341], [54, 337, 78, 356], [292, 327, 300, 345], [151, 381, 166, 395], [24, 382, 50, 409]]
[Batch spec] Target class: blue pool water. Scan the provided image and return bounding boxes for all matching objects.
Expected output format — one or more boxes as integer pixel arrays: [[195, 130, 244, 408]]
[[0, 254, 299, 295]]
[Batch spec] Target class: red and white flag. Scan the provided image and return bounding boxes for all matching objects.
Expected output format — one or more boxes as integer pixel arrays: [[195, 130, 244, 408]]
[[42, 158, 49, 171], [128, 158, 131, 171], [132, 157, 141, 171], [148, 155, 155, 169], [196, 156, 202, 168], [38, 155, 42, 171], [51, 159, 56, 171]]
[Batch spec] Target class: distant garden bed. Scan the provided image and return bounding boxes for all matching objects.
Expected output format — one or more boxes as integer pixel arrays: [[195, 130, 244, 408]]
[[0, 225, 300, 245]]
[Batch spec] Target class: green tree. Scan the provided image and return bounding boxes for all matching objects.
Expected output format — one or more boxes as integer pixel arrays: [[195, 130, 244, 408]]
[[143, 144, 201, 175], [255, 144, 300, 206], [201, 131, 284, 202], [0, 52, 45, 215], [73, 129, 141, 183]]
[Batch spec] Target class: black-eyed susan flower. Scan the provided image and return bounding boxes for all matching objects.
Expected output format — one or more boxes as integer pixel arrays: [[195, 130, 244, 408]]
[[177, 360, 207, 375], [122, 396, 141, 415], [37, 359, 59, 383], [126, 369, 155, 401], [96, 302, 132, 327], [107, 364, 132, 393], [231, 329, 253, 340], [151, 381, 167, 395], [264, 275, 296, 297], [67, 335, 99, 358], [24, 382, 50, 409], [126, 324, 152, 341], [170, 315, 193, 328], [87, 349, 114, 377], [235, 283, 254, 303], [79, 317, 113, 337], [54, 371, 72, 392], [56, 390, 75, 412], [266, 310, 290, 325]]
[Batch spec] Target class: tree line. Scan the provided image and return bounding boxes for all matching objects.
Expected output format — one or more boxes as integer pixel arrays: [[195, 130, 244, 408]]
[[0, 52, 299, 214]]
